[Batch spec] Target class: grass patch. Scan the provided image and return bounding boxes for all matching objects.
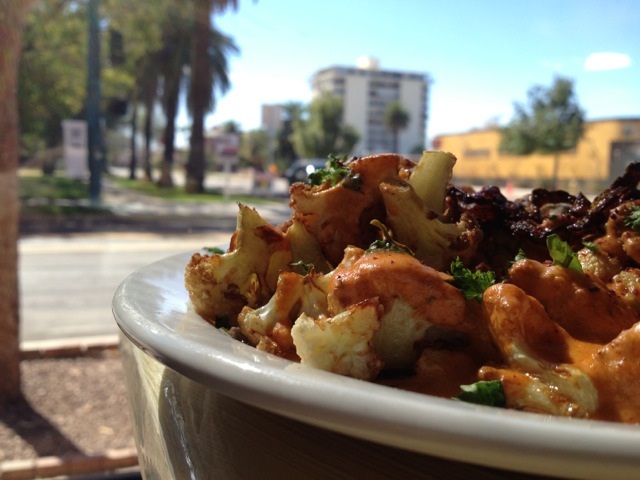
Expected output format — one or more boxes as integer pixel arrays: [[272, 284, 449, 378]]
[[19, 173, 89, 201], [19, 172, 111, 217], [108, 175, 270, 204]]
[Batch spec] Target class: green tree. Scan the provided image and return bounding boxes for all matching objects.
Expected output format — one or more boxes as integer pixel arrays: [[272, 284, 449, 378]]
[[185, 0, 238, 193], [239, 129, 270, 171], [292, 94, 360, 158], [1, 0, 34, 407], [500, 76, 585, 187], [103, 0, 167, 180], [275, 101, 303, 168], [156, 2, 192, 187], [18, 1, 87, 157], [384, 100, 410, 153]]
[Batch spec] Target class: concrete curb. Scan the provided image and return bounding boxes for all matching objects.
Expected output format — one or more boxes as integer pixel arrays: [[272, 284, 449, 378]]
[[0, 447, 138, 480], [20, 335, 121, 360]]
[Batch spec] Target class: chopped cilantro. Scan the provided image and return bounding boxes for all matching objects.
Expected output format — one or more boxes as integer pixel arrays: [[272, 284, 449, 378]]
[[623, 206, 640, 232], [290, 260, 313, 275], [546, 234, 583, 274], [308, 154, 361, 190], [509, 248, 527, 266], [366, 220, 414, 255], [448, 257, 495, 302], [203, 246, 225, 254], [454, 380, 506, 407]]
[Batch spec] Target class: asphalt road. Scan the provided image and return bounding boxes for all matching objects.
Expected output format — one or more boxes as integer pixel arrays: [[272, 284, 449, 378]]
[[19, 231, 234, 344]]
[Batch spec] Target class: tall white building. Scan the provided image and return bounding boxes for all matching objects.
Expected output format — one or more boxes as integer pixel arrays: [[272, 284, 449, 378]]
[[311, 57, 430, 155]]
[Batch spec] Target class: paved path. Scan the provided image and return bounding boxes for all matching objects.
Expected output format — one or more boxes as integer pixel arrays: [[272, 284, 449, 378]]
[[19, 178, 293, 346]]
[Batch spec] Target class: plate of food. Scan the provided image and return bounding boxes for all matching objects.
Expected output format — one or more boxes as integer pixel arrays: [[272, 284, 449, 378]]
[[113, 151, 640, 479]]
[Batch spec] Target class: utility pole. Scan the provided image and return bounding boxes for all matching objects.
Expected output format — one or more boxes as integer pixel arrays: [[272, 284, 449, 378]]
[[87, 0, 102, 205]]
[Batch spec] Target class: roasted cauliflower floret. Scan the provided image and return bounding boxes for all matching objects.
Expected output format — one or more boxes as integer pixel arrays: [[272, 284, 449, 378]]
[[327, 246, 466, 370], [380, 180, 472, 271], [185, 204, 292, 326], [595, 200, 640, 264], [238, 270, 330, 359], [586, 322, 640, 423], [508, 258, 639, 343], [291, 299, 383, 380], [577, 246, 623, 283], [480, 283, 599, 418], [608, 268, 640, 313], [289, 153, 414, 266]]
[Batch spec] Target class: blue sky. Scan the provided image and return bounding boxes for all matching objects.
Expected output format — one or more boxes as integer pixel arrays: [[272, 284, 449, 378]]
[[194, 0, 640, 144]]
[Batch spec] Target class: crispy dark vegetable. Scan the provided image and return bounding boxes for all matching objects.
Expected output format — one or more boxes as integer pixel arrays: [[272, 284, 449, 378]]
[[446, 162, 640, 275]]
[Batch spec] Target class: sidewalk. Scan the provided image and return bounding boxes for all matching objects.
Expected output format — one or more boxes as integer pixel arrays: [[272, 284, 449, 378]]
[[3, 177, 294, 479], [20, 172, 293, 236]]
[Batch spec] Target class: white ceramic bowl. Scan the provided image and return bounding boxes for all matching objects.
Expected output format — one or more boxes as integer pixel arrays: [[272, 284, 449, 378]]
[[113, 252, 640, 480]]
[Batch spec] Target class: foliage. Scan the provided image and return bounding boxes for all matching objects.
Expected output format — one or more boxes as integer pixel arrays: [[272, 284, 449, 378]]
[[18, 0, 169, 160], [239, 129, 270, 170], [185, 1, 239, 193], [274, 102, 304, 168], [291, 94, 360, 158], [19, 174, 89, 201], [500, 76, 585, 156], [108, 175, 267, 204], [18, 1, 88, 154], [384, 100, 410, 152]]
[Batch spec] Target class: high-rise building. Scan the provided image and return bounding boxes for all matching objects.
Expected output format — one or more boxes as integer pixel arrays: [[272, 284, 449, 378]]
[[261, 104, 284, 138], [311, 57, 430, 155]]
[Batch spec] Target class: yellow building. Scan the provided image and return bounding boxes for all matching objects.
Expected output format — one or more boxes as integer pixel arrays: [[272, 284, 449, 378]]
[[434, 117, 640, 193]]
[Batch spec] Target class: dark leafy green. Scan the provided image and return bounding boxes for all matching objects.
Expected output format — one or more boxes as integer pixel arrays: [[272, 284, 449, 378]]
[[290, 260, 313, 275], [448, 257, 495, 302], [204, 246, 225, 255], [455, 380, 506, 407], [623, 205, 640, 232], [308, 154, 361, 190], [366, 220, 414, 255], [546, 234, 583, 273]]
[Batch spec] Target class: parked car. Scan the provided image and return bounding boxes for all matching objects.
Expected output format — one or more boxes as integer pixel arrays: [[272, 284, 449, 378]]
[[284, 158, 327, 185]]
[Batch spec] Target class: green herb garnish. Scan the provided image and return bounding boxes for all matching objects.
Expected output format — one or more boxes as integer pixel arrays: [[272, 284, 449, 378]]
[[454, 380, 506, 407], [546, 234, 583, 274], [204, 246, 225, 254], [290, 260, 313, 275], [623, 206, 640, 232], [449, 257, 495, 302], [582, 240, 598, 252], [308, 154, 361, 190], [509, 248, 527, 266], [366, 220, 414, 255]]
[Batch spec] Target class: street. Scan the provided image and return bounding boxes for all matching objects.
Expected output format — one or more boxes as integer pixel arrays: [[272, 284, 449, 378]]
[[19, 231, 233, 344]]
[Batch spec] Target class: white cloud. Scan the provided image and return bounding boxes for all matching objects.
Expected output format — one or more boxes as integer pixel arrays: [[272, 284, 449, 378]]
[[584, 52, 632, 72]]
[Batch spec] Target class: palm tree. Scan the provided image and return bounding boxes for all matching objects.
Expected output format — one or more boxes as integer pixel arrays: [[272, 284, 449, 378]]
[[138, 54, 160, 182], [0, 0, 34, 406], [276, 102, 304, 167], [156, 4, 192, 188], [185, 0, 238, 193], [384, 100, 410, 153]]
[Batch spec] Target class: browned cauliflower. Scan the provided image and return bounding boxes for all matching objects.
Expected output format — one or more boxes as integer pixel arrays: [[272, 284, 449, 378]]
[[185, 204, 293, 326]]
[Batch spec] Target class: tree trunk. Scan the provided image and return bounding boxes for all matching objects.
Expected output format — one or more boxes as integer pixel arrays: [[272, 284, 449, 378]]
[[129, 95, 138, 180], [185, 0, 211, 194], [158, 94, 177, 188], [0, 0, 32, 407], [142, 79, 156, 182]]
